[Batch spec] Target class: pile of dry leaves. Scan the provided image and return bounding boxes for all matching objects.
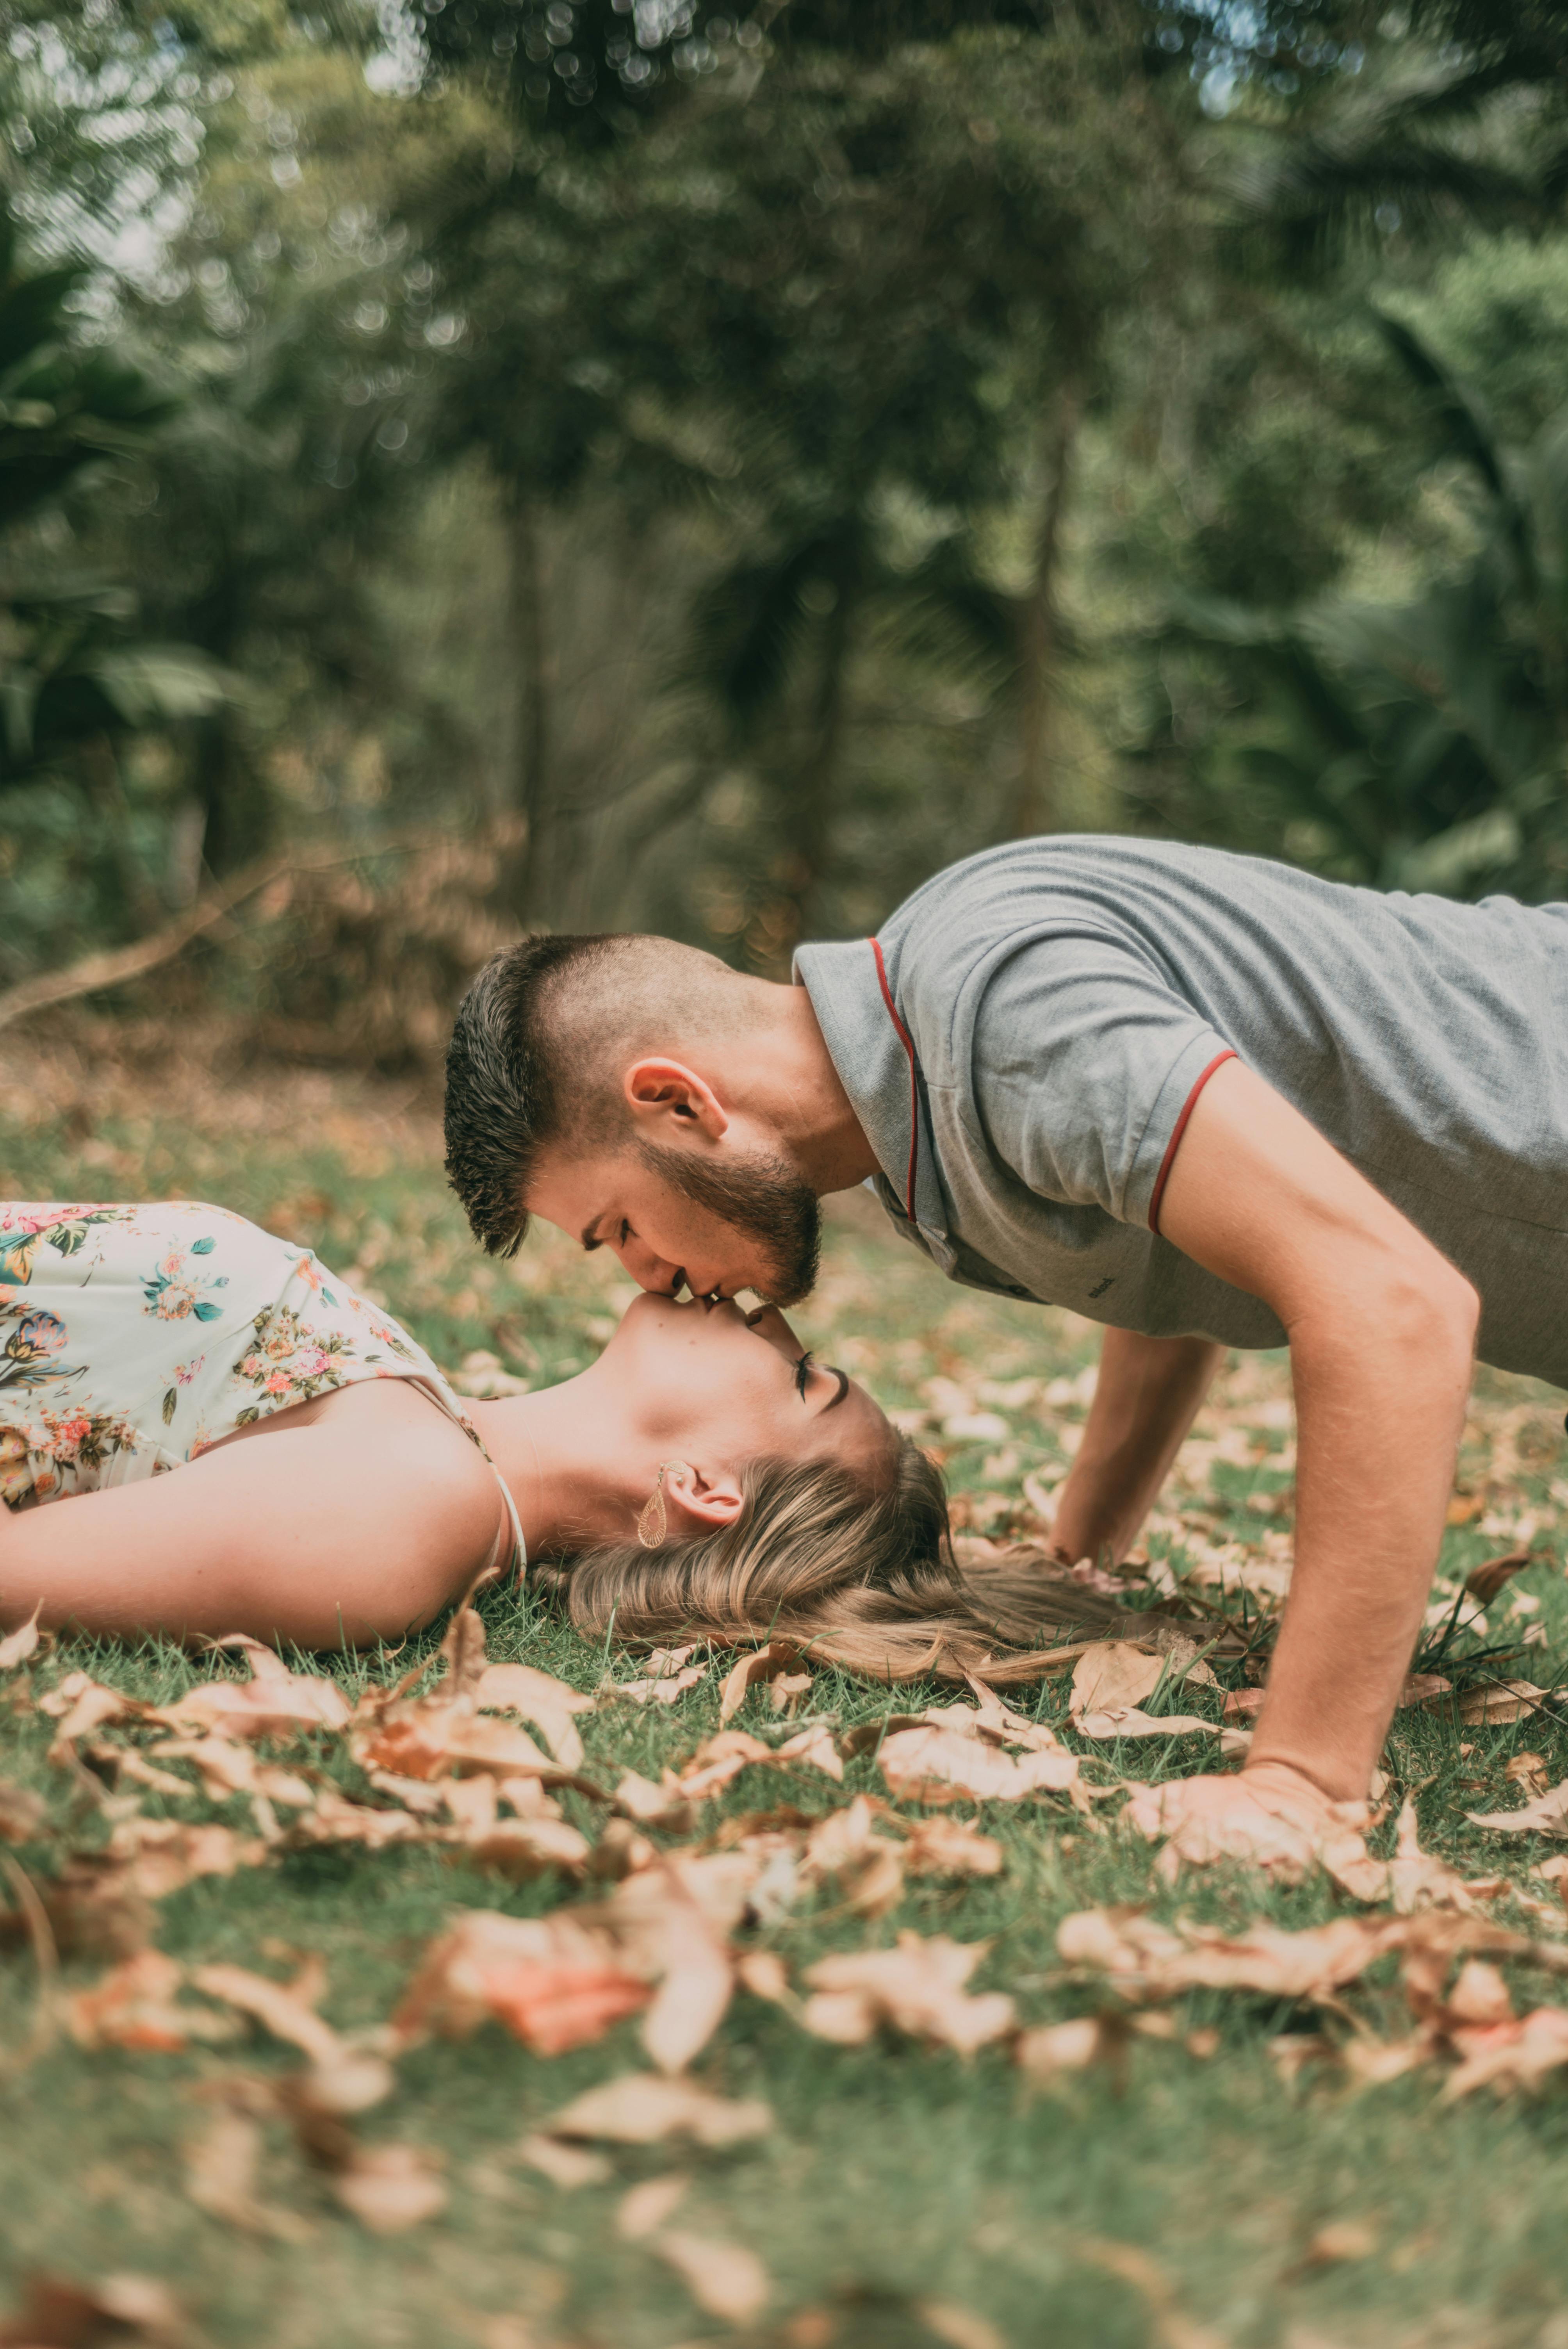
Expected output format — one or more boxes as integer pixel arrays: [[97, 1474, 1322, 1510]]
[[2, 1563, 1567, 2338]]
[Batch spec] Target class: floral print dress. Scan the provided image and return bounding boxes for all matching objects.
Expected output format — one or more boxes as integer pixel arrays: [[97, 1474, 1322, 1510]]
[[0, 1202, 524, 1573]]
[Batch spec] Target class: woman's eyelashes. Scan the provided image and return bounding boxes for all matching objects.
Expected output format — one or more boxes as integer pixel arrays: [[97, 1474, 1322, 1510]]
[[793, 1350, 814, 1400]]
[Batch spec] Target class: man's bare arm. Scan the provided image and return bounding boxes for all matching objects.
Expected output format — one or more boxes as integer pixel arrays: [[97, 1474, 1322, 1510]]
[[1049, 1328, 1223, 1568], [1157, 1057, 1477, 1804]]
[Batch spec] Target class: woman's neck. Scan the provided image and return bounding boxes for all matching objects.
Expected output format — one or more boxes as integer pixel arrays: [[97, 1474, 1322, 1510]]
[[464, 1371, 638, 1557]]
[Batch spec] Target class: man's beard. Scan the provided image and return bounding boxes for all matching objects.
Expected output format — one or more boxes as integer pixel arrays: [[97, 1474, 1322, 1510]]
[[637, 1139, 821, 1307]]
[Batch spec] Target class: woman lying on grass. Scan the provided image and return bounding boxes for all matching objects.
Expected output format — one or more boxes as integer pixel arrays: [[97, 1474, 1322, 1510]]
[[0, 1199, 1115, 1670]]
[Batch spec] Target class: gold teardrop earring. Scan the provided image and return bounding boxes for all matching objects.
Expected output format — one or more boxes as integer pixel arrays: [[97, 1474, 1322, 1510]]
[[637, 1462, 690, 1550]]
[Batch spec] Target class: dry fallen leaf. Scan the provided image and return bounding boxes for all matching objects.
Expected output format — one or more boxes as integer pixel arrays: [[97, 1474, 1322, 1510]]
[[613, 1772, 696, 1834], [0, 1604, 42, 1673], [1056, 1907, 1404, 2005], [545, 2072, 772, 2148], [104, 1818, 270, 1902], [1442, 2003, 1568, 2098], [877, 1726, 1077, 1805], [771, 1722, 845, 1782], [40, 1673, 154, 1758], [654, 2231, 770, 2326], [1465, 1550, 1534, 1606], [0, 1781, 47, 1846], [147, 1736, 315, 1809], [67, 1952, 237, 2053], [736, 1949, 794, 2006], [0, 2272, 187, 2347], [1383, 1800, 1494, 1916], [329, 2140, 448, 2233], [916, 2301, 1007, 2349], [1080, 2239, 1225, 2349], [1292, 2220, 1377, 2274], [596, 1861, 740, 2075], [462, 1818, 593, 1883], [1445, 1959, 1513, 2025], [617, 2174, 690, 2239], [1468, 1779, 1568, 1836], [1070, 1644, 1165, 1715], [393, 1910, 651, 2053], [1071, 1706, 1220, 1743], [516, 2133, 612, 2190], [348, 1609, 605, 1791], [900, 1814, 1004, 1879], [1068, 1643, 1220, 1743], [1016, 2015, 1115, 2083], [1399, 1672, 1453, 1709], [472, 1663, 595, 1770], [190, 1961, 345, 2066], [1458, 1682, 1550, 1727], [1505, 1753, 1550, 1797], [279, 1789, 434, 1855], [668, 1731, 773, 1804], [159, 1640, 352, 1739], [801, 1932, 1014, 2054], [719, 1640, 805, 1724], [184, 2106, 311, 2241], [604, 1666, 707, 1706]]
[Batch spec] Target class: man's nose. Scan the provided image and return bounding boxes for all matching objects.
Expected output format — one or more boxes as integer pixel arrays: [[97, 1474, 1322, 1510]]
[[617, 1234, 686, 1296]]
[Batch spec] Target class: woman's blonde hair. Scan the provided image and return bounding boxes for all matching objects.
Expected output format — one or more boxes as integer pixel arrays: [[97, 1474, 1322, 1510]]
[[541, 1438, 1150, 1686]]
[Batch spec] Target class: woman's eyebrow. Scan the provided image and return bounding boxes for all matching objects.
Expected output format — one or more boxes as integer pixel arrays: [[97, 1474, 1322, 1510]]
[[580, 1219, 602, 1252], [821, 1367, 850, 1411]]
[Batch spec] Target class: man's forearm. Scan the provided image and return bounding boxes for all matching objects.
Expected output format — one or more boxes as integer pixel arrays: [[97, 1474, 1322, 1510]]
[[1247, 1292, 1474, 1802], [1049, 1328, 1223, 1567]]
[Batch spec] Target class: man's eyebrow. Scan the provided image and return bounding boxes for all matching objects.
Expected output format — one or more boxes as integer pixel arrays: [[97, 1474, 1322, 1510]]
[[822, 1367, 849, 1411]]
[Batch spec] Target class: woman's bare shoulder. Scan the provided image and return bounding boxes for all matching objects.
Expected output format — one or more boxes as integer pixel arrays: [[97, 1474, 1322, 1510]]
[[243, 1378, 507, 1575]]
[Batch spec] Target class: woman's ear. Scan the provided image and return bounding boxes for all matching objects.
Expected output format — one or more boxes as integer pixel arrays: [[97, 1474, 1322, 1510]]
[[661, 1461, 743, 1536]]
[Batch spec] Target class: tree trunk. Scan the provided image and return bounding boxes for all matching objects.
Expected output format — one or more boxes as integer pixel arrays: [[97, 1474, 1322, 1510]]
[[766, 583, 852, 970], [506, 488, 554, 922], [1005, 379, 1082, 840], [192, 714, 270, 878], [82, 734, 163, 934]]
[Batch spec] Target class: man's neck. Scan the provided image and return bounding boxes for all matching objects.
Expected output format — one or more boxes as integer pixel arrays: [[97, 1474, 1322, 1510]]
[[725, 976, 878, 1195]]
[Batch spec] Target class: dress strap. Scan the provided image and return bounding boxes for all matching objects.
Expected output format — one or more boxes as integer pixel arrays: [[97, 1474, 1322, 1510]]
[[401, 1374, 527, 1583], [483, 1466, 528, 1581]]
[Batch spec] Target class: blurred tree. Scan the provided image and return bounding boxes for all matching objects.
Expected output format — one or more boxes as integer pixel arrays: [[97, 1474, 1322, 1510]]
[[1132, 316, 1568, 900], [406, 4, 1224, 951], [0, 197, 225, 971]]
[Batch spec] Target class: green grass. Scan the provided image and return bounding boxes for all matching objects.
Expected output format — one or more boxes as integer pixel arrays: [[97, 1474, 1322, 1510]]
[[5, 1082, 1568, 2349]]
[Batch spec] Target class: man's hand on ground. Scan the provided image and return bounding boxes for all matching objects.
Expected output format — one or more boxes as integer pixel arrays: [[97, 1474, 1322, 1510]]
[[1126, 1761, 1375, 1881]]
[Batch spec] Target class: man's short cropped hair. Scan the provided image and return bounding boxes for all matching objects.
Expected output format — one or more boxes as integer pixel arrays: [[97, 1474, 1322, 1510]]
[[444, 934, 620, 1257]]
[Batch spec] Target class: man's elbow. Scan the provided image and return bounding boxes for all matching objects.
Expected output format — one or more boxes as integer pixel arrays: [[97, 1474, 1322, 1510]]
[[1379, 1251, 1479, 1369]]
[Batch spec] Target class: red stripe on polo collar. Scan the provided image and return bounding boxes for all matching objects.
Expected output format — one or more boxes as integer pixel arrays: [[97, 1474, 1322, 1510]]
[[870, 937, 919, 1223]]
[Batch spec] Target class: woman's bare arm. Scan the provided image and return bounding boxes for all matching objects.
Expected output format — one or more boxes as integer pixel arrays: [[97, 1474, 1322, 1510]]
[[0, 1394, 503, 1648]]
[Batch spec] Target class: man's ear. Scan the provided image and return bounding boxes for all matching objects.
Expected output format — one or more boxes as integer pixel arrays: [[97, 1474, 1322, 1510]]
[[623, 1058, 729, 1144], [661, 1461, 744, 1536]]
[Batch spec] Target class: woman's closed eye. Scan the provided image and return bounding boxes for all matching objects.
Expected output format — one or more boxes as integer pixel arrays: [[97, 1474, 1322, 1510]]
[[793, 1350, 814, 1400]]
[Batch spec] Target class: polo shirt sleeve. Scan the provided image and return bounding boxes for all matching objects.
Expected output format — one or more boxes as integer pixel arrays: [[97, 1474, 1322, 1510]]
[[965, 929, 1238, 1230]]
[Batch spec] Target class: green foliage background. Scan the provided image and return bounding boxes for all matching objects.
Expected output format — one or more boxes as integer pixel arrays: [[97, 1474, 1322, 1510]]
[[9, 0, 1568, 1011]]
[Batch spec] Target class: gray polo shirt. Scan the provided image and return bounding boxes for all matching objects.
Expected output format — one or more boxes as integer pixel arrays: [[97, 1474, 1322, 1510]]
[[794, 836, 1568, 1388]]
